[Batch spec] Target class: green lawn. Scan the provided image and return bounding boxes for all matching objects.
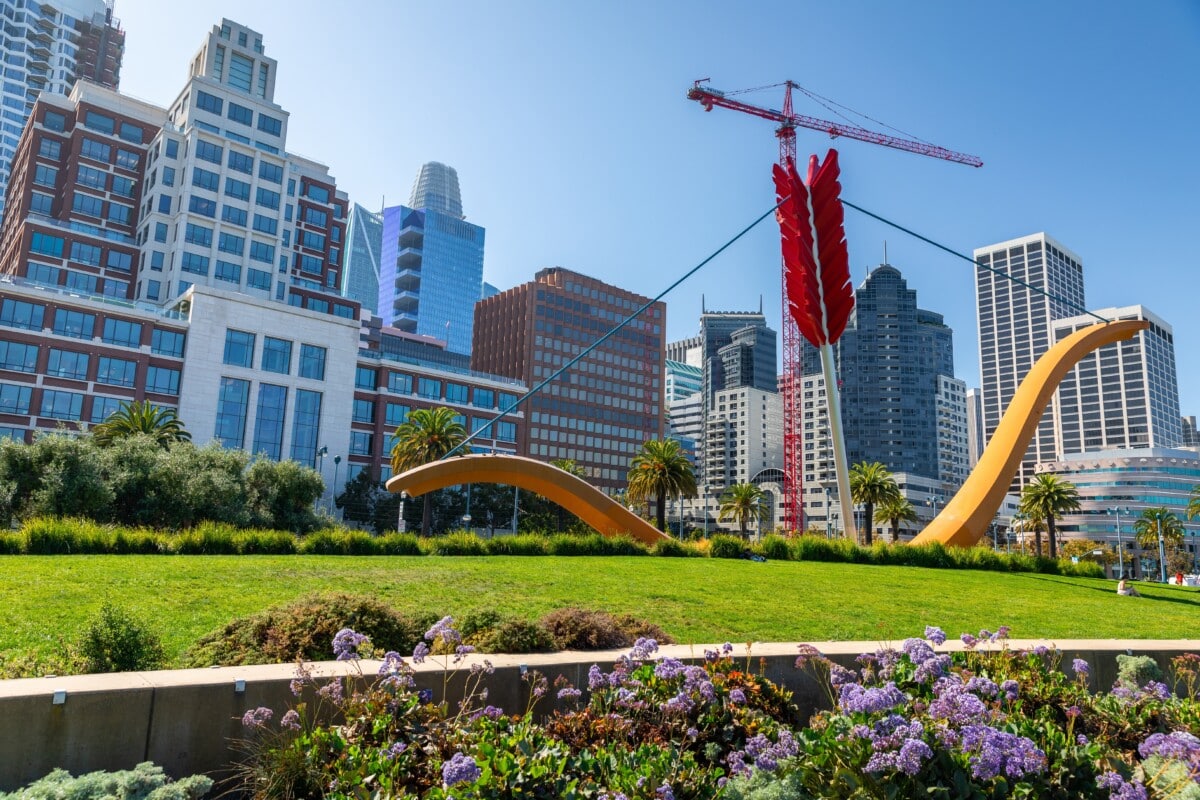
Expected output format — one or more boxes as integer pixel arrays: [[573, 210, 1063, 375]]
[[4, 555, 1199, 668]]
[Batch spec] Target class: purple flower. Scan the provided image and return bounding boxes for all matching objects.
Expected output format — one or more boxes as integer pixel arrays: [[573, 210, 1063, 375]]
[[469, 704, 505, 721], [654, 657, 685, 680], [965, 677, 998, 697], [381, 741, 407, 760], [1097, 771, 1149, 800], [379, 651, 407, 676], [795, 643, 824, 669], [829, 663, 858, 686], [317, 679, 343, 703], [656, 783, 675, 800], [1066, 705, 1081, 719], [729, 688, 747, 705], [1033, 644, 1050, 656], [742, 730, 798, 773], [838, 682, 908, 715], [686, 727, 698, 739], [929, 679, 989, 726], [722, 642, 734, 655], [425, 615, 459, 644], [960, 633, 979, 649], [663, 690, 695, 714], [866, 737, 933, 776], [630, 637, 659, 661], [1000, 680, 1019, 702], [1077, 734, 1089, 745], [442, 752, 481, 787], [994, 626, 1011, 641], [332, 627, 368, 661], [279, 709, 300, 731], [924, 626, 947, 646], [1072, 658, 1091, 678], [1141, 681, 1171, 700], [417, 688, 433, 704], [1139, 730, 1200, 767], [241, 706, 273, 728], [959, 725, 1046, 780], [557, 686, 582, 701], [453, 644, 476, 664], [588, 664, 606, 691], [412, 641, 430, 664]]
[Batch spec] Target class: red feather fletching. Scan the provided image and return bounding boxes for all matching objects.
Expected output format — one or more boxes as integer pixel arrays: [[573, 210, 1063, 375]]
[[772, 150, 854, 347]]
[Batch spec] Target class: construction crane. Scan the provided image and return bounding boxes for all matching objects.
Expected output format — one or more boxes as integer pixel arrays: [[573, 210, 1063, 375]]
[[687, 79, 982, 533]]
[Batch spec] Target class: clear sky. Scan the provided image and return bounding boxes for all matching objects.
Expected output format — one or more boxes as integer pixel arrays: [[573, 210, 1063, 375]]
[[112, 1, 1200, 417]]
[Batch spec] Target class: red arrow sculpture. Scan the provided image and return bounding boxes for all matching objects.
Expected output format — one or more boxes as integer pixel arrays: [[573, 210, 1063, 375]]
[[773, 150, 858, 541]]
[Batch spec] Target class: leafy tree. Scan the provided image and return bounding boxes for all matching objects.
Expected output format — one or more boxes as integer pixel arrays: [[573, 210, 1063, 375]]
[[245, 458, 325, 533], [336, 470, 402, 535], [1059, 539, 1117, 566], [1019, 474, 1080, 559], [91, 400, 191, 447], [875, 494, 918, 543], [625, 439, 697, 532], [1134, 507, 1185, 579], [1188, 485, 1200, 522], [549, 459, 587, 533], [717, 483, 767, 538], [389, 407, 468, 536], [22, 433, 113, 521], [848, 461, 899, 546]]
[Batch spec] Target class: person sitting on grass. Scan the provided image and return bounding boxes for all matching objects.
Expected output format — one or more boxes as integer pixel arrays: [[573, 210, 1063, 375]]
[[1117, 579, 1141, 597]]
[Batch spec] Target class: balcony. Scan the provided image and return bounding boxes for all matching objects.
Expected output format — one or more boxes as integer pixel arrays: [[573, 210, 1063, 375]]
[[392, 290, 419, 314], [396, 248, 422, 270], [394, 267, 420, 292]]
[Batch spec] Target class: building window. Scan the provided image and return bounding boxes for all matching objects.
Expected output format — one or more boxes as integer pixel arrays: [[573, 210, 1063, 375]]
[[252, 384, 287, 460], [28, 263, 60, 286], [215, 260, 241, 283], [214, 377, 250, 448], [145, 366, 180, 395], [248, 241, 275, 264], [30, 193, 53, 214], [41, 389, 84, 420], [37, 138, 62, 159], [116, 149, 139, 170], [445, 383, 468, 404], [255, 187, 280, 210], [185, 223, 213, 247], [393, 371, 417, 393], [192, 167, 220, 191], [102, 318, 143, 348], [355, 366, 377, 390], [227, 149, 253, 174], [499, 392, 518, 409], [418, 378, 441, 399], [261, 336, 292, 374], [223, 329, 255, 367], [252, 214, 277, 235], [119, 123, 143, 144], [1, 300, 44, 331], [96, 356, 137, 387], [91, 396, 123, 423], [305, 184, 330, 203], [0, 341, 38, 373], [257, 113, 282, 137], [31, 232, 64, 258], [352, 398, 373, 423], [83, 111, 114, 135], [165, 139, 179, 159], [64, 271, 96, 294], [71, 193, 103, 217], [69, 241, 102, 266], [151, 328, 185, 357], [106, 251, 133, 272], [473, 388, 495, 409], [497, 421, 517, 442], [222, 205, 248, 227], [289, 389, 322, 466], [52, 309, 95, 340], [385, 403, 409, 427], [81, 138, 111, 162], [46, 348, 89, 380], [302, 207, 328, 227], [349, 431, 372, 456], [224, 177, 250, 200], [299, 344, 326, 380], [0, 383, 33, 414], [42, 111, 66, 132], [181, 252, 210, 275], [34, 164, 58, 187], [189, 197, 217, 218], [227, 102, 253, 126], [301, 230, 326, 251], [145, 280, 162, 300], [154, 222, 168, 242], [246, 269, 271, 291], [229, 53, 253, 92], [195, 140, 223, 164], [258, 162, 282, 184]]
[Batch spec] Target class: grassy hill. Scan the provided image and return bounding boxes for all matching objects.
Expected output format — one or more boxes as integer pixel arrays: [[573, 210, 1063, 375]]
[[3, 555, 1198, 670]]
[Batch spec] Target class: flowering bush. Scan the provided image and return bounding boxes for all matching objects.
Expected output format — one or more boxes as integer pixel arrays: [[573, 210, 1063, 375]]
[[237, 623, 1200, 799]]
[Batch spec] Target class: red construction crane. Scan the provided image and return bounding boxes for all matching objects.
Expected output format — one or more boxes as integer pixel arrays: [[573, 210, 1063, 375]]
[[687, 79, 981, 533]]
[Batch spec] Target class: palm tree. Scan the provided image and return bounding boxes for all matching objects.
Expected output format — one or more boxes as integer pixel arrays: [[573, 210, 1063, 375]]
[[91, 401, 191, 447], [1187, 485, 1200, 522], [1019, 474, 1080, 559], [875, 495, 918, 543], [1134, 507, 1185, 580], [718, 483, 767, 538], [625, 439, 697, 532], [390, 407, 468, 536], [848, 462, 899, 546]]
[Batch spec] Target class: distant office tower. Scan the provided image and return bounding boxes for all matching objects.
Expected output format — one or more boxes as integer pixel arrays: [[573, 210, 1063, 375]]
[[975, 233, 1085, 491], [665, 359, 702, 403], [1052, 305, 1182, 454], [966, 387, 984, 467], [343, 203, 382, 313], [472, 267, 665, 492], [1184, 416, 1199, 447], [704, 386, 783, 492], [801, 264, 964, 529], [0, 0, 124, 215], [481, 282, 500, 300], [377, 164, 483, 355], [408, 161, 463, 219]]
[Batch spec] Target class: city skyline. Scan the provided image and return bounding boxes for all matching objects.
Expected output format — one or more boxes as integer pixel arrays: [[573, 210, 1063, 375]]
[[58, 1, 1200, 413]]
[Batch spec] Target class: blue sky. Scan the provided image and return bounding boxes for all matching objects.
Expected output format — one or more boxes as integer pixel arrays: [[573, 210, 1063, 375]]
[[114, 1, 1200, 416]]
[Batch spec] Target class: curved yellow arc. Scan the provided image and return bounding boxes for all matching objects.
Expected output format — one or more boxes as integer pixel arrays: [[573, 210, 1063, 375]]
[[910, 318, 1148, 548], [385, 453, 669, 545]]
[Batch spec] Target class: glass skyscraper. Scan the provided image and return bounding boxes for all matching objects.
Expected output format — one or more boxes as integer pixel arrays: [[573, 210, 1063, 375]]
[[343, 203, 382, 313], [377, 163, 484, 355]]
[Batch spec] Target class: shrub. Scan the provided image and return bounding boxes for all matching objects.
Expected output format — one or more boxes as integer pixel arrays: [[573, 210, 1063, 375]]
[[297, 529, 379, 555], [540, 607, 673, 651], [109, 527, 163, 555], [22, 516, 109, 554], [431, 532, 489, 556], [235, 528, 298, 555], [1116, 653, 1164, 691], [181, 593, 436, 667], [171, 523, 237, 555], [376, 532, 422, 555], [709, 534, 749, 559], [0, 532, 20, 554], [652, 538, 700, 557], [757, 534, 792, 561], [0, 762, 212, 800], [471, 617, 557, 654], [76, 602, 164, 673], [485, 534, 549, 556]]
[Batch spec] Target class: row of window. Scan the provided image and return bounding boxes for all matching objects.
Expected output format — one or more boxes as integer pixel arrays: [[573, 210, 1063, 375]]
[[0, 298, 185, 355], [0, 381, 176, 421], [29, 231, 133, 272], [223, 329, 326, 380], [215, 378, 321, 465], [352, 367, 517, 410]]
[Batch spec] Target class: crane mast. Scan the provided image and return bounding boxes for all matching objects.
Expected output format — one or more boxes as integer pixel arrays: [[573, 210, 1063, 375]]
[[687, 80, 982, 534]]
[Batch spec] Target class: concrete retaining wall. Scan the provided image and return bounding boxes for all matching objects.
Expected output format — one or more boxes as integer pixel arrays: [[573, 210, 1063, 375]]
[[1, 638, 1196, 791]]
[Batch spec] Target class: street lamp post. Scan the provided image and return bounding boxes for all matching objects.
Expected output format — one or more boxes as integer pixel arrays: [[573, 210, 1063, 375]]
[[398, 491, 407, 532], [702, 487, 709, 538], [330, 455, 341, 516], [1107, 506, 1126, 580], [1156, 515, 1168, 584], [462, 483, 472, 532], [315, 446, 328, 511]]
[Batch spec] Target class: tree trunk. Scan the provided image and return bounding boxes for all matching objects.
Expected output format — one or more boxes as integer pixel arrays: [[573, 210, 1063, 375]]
[[862, 502, 874, 546], [1047, 515, 1058, 559], [421, 495, 433, 537], [1034, 528, 1043, 557], [656, 491, 666, 532], [891, 519, 899, 543]]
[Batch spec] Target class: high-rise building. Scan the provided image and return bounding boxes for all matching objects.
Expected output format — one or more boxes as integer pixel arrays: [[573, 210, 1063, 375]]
[[471, 267, 665, 492], [342, 203, 382, 313], [975, 233, 1085, 491], [664, 359, 702, 403], [703, 386, 782, 493], [966, 387, 984, 467], [0, 0, 124, 215], [1052, 305, 1182, 454], [800, 264, 964, 528], [377, 164, 483, 355], [1183, 416, 1199, 447]]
